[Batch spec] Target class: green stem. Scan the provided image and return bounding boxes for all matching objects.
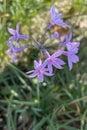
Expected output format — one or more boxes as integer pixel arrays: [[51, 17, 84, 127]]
[[37, 82, 40, 101]]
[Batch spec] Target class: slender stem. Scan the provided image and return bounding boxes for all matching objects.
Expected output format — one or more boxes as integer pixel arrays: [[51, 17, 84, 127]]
[[37, 82, 40, 101]]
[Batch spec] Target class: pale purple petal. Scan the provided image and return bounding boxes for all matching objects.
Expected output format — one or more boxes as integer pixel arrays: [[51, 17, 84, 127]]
[[69, 53, 79, 63], [18, 34, 29, 39], [6, 48, 12, 54], [59, 32, 72, 46], [68, 57, 72, 70], [39, 60, 47, 69], [27, 71, 37, 78], [16, 22, 21, 32], [60, 35, 67, 42], [67, 53, 79, 70], [44, 50, 50, 58], [44, 71, 53, 76], [26, 70, 34, 74], [38, 73, 44, 82], [62, 51, 68, 56], [50, 6, 56, 21], [8, 28, 16, 35], [73, 55, 79, 63], [55, 58, 65, 65], [52, 60, 63, 69], [73, 42, 80, 48], [48, 63, 53, 73], [46, 23, 52, 29], [55, 20, 68, 27], [56, 13, 62, 19], [34, 60, 40, 69], [38, 59, 42, 65], [8, 36, 16, 41], [59, 36, 68, 46], [15, 46, 25, 52], [68, 32, 72, 41], [6, 40, 13, 48], [52, 50, 63, 58]]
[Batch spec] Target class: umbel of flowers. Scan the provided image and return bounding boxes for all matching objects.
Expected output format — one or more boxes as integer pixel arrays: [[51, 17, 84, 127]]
[[6, 6, 80, 82]]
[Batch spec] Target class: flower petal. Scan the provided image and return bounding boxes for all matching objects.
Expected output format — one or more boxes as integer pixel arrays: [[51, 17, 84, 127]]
[[15, 46, 25, 52], [55, 20, 68, 27], [52, 50, 63, 58], [56, 13, 62, 19], [18, 34, 29, 39], [34, 60, 40, 69], [6, 40, 13, 48], [68, 56, 72, 70], [48, 63, 53, 73], [52, 60, 63, 69], [16, 22, 21, 33], [50, 6, 56, 21], [26, 70, 34, 74], [38, 73, 44, 82], [8, 28, 16, 35], [44, 71, 53, 76], [55, 58, 65, 65], [69, 53, 79, 63], [44, 50, 50, 58], [46, 23, 52, 29], [8, 36, 16, 41], [39, 60, 48, 70], [27, 71, 37, 78], [67, 42, 80, 53]]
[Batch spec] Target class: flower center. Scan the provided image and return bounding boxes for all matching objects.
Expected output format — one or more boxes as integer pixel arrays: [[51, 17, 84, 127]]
[[38, 69, 42, 75]]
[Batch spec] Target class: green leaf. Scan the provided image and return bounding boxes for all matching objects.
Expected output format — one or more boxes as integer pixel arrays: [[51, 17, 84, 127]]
[[1, 87, 11, 95]]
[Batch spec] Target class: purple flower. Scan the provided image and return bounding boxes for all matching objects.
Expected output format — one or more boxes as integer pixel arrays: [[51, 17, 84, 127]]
[[63, 42, 80, 70], [51, 32, 59, 38], [7, 22, 28, 42], [6, 44, 25, 63], [66, 42, 80, 53], [44, 50, 65, 73], [59, 32, 80, 70], [59, 32, 72, 46], [26, 60, 53, 82], [6, 22, 28, 62], [46, 6, 68, 29], [63, 51, 79, 70]]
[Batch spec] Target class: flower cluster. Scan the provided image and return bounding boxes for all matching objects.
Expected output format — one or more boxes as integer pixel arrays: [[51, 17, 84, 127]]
[[6, 6, 80, 82], [6, 22, 28, 62]]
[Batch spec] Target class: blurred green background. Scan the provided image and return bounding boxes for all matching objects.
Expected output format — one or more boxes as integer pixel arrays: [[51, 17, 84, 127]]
[[0, 0, 87, 130]]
